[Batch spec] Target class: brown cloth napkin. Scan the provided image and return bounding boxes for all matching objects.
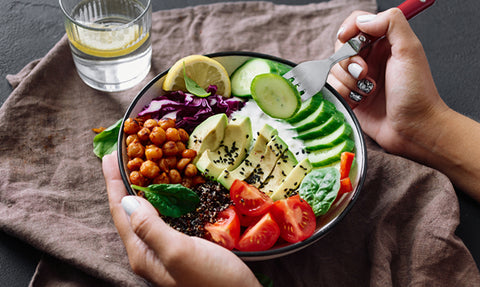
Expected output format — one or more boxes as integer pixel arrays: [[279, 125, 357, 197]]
[[2, 0, 479, 286]]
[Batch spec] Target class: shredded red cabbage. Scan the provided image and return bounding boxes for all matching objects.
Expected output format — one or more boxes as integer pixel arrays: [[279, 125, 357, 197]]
[[138, 85, 245, 133]]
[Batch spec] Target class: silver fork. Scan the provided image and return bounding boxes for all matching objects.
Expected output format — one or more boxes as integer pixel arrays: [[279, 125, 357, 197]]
[[283, 0, 436, 101]]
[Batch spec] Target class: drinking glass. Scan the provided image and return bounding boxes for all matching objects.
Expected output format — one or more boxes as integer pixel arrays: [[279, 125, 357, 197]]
[[59, 0, 152, 92]]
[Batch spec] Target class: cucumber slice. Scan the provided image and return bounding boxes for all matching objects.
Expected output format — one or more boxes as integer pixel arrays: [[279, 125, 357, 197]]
[[251, 73, 301, 119], [285, 92, 323, 124], [304, 123, 353, 151], [292, 100, 336, 133], [231, 58, 291, 98], [308, 139, 355, 168], [295, 111, 345, 140]]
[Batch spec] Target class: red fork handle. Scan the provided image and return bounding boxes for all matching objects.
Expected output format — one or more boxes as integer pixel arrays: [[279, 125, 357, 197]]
[[348, 0, 436, 52], [398, 0, 436, 20]]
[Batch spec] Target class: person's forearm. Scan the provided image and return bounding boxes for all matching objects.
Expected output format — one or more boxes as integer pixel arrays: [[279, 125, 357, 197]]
[[404, 108, 480, 202]]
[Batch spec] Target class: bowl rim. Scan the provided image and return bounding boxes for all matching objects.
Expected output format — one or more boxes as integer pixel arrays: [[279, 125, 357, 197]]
[[117, 51, 367, 260]]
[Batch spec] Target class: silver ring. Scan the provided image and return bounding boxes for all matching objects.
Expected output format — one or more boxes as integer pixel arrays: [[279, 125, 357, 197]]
[[349, 91, 363, 102]]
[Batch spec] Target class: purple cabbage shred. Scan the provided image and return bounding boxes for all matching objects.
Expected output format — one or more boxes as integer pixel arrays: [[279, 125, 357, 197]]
[[138, 86, 245, 133]]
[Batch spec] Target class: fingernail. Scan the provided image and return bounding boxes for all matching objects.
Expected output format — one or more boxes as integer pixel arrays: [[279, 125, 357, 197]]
[[348, 63, 363, 79], [349, 91, 363, 102], [357, 14, 377, 23], [121, 196, 140, 216], [336, 26, 345, 38], [357, 78, 374, 94]]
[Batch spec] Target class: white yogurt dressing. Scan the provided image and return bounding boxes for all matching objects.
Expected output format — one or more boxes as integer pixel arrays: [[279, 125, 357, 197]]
[[231, 99, 307, 162]]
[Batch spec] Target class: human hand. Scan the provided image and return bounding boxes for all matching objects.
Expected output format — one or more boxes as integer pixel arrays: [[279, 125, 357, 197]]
[[328, 8, 450, 157], [102, 151, 261, 287]]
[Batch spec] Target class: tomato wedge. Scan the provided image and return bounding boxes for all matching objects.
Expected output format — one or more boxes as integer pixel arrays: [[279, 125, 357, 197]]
[[204, 206, 240, 250], [236, 212, 280, 252], [270, 195, 316, 243], [230, 179, 274, 216]]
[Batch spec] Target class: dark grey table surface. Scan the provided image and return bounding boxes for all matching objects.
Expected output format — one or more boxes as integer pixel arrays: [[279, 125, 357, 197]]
[[1, 0, 479, 286]]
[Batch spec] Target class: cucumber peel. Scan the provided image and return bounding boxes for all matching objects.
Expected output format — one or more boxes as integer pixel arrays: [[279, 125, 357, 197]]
[[231, 58, 291, 98], [251, 73, 301, 119]]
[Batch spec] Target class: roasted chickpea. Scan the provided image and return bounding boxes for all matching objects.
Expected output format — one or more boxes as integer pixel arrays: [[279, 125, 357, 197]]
[[129, 171, 147, 186], [168, 169, 182, 184], [184, 163, 198, 177], [140, 160, 160, 179], [164, 156, 177, 169], [159, 118, 176, 130], [165, 128, 181, 142], [178, 128, 189, 143], [181, 177, 194, 189], [176, 141, 186, 154], [176, 157, 191, 171], [127, 142, 145, 159], [126, 134, 139, 146], [143, 119, 158, 130], [137, 127, 151, 143], [192, 175, 206, 186], [127, 157, 144, 171], [153, 172, 170, 184], [145, 146, 163, 161], [158, 158, 169, 173], [182, 149, 197, 159], [149, 126, 166, 146], [162, 141, 179, 156], [124, 118, 141, 135]]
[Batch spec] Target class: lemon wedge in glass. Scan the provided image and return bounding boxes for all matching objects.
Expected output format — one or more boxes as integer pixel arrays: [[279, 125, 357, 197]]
[[162, 55, 231, 98], [67, 22, 148, 58]]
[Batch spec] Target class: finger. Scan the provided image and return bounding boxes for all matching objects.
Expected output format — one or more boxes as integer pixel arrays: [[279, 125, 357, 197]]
[[336, 11, 372, 43], [127, 196, 191, 267], [356, 8, 421, 57], [102, 151, 133, 242]]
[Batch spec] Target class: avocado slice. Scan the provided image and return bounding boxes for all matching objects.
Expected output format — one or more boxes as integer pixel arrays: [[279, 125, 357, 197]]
[[270, 158, 313, 201], [260, 149, 298, 196], [195, 116, 252, 179], [188, 113, 228, 161], [217, 124, 278, 189], [246, 135, 289, 188]]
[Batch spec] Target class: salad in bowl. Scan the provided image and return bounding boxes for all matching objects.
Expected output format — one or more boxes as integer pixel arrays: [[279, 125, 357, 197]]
[[116, 52, 367, 260]]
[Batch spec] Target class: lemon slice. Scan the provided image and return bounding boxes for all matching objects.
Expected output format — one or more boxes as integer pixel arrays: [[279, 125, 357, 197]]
[[162, 55, 231, 97], [67, 22, 148, 58]]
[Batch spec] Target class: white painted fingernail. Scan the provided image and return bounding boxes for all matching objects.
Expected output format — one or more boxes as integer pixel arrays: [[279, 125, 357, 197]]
[[336, 26, 345, 38], [348, 63, 363, 79], [121, 196, 140, 216], [357, 14, 377, 23]]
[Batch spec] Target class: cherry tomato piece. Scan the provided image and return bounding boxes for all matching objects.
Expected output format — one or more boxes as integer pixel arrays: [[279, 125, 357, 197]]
[[236, 212, 280, 252], [230, 180, 274, 216], [204, 206, 240, 250], [270, 195, 316, 243]]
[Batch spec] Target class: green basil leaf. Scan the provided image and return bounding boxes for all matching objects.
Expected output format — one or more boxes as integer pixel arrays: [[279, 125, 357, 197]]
[[183, 62, 211, 97], [298, 167, 340, 216], [93, 119, 122, 159], [131, 184, 200, 218]]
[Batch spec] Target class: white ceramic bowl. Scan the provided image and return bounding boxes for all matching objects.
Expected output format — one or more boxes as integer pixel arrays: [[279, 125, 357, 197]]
[[118, 51, 367, 261]]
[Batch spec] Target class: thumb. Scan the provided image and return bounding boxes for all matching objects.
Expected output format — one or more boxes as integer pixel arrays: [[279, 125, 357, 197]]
[[122, 196, 185, 258]]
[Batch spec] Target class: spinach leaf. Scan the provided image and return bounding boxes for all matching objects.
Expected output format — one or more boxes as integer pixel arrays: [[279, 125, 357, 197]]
[[183, 62, 211, 97], [93, 119, 122, 159], [298, 167, 340, 216], [131, 184, 200, 218]]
